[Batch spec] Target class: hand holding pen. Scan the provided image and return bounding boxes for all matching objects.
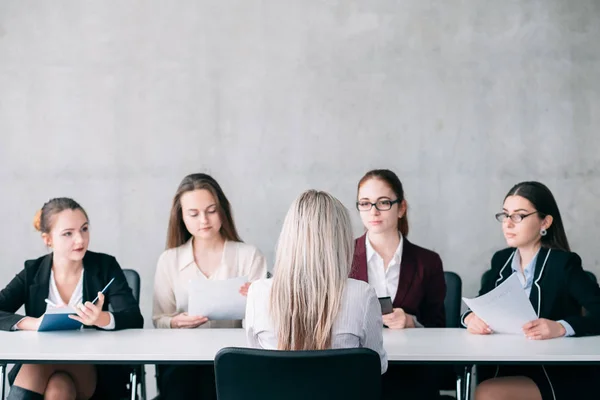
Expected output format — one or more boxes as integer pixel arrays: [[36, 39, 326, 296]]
[[68, 278, 115, 328]]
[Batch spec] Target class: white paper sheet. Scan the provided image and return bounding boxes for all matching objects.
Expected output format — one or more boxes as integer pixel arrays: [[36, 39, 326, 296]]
[[188, 276, 248, 320], [462, 273, 537, 334]]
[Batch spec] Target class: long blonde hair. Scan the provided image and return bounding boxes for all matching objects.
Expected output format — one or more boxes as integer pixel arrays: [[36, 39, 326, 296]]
[[269, 190, 354, 350]]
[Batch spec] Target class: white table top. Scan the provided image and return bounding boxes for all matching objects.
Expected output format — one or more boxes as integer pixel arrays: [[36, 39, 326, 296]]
[[0, 328, 599, 364]]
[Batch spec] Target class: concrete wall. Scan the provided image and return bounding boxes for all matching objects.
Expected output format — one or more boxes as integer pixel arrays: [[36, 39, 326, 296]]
[[1, 0, 599, 394]]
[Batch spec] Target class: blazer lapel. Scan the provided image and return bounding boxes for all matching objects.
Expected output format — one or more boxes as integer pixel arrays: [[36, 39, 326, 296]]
[[529, 247, 551, 317], [393, 239, 417, 306], [351, 235, 369, 282], [82, 253, 102, 303], [28, 254, 52, 318]]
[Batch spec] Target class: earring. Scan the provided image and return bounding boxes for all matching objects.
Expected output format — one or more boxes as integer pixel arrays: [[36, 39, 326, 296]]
[[540, 228, 547, 236]]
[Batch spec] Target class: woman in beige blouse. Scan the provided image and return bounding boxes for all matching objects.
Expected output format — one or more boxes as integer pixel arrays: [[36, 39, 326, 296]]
[[152, 173, 267, 400]]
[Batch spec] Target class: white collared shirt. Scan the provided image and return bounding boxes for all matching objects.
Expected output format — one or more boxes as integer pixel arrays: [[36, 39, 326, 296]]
[[365, 234, 403, 300], [152, 238, 268, 329]]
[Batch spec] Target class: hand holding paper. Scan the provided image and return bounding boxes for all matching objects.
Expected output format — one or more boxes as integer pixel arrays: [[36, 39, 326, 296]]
[[462, 273, 537, 335]]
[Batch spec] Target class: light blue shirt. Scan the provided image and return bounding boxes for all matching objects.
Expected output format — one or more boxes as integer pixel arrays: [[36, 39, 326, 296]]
[[511, 250, 575, 337]]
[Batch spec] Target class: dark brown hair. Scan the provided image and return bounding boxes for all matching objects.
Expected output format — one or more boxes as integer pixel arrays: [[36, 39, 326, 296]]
[[357, 169, 409, 237], [505, 181, 570, 252], [33, 198, 89, 234], [166, 173, 242, 249]]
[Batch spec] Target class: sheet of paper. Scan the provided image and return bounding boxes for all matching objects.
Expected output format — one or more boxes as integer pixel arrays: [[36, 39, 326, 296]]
[[188, 276, 248, 320], [462, 273, 537, 334]]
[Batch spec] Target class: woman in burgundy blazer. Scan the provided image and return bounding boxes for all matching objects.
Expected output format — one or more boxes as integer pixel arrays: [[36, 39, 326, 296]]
[[351, 169, 446, 400], [351, 234, 446, 328]]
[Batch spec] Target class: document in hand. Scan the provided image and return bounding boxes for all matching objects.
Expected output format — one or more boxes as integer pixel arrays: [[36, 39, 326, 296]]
[[38, 307, 83, 332], [462, 273, 537, 334], [188, 276, 248, 320]]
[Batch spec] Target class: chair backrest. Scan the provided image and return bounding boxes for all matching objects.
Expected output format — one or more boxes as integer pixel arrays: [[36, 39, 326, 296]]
[[443, 271, 462, 328], [122, 269, 141, 303], [214, 347, 381, 400]]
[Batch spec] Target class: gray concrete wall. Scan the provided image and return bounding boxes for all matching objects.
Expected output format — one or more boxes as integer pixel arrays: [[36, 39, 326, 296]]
[[1, 0, 599, 393]]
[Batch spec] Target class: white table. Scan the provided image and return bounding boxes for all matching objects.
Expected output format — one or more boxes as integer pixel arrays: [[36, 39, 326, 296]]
[[1, 328, 599, 400], [1, 328, 599, 364]]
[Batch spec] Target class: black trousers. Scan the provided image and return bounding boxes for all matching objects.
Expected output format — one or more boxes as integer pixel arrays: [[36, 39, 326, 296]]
[[157, 364, 217, 400]]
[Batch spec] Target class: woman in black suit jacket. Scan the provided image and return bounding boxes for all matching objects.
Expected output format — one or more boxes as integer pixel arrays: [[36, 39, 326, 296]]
[[463, 182, 600, 400], [0, 198, 143, 400]]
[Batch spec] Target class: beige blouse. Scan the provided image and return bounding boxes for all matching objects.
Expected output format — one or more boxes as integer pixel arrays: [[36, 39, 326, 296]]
[[152, 238, 267, 329]]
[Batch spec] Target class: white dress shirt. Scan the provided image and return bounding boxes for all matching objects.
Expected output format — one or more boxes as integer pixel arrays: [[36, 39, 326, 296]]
[[365, 234, 403, 299], [15, 268, 115, 330], [245, 278, 388, 374], [365, 234, 423, 328]]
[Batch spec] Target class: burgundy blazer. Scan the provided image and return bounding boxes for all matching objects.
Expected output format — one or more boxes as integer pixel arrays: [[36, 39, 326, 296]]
[[350, 234, 446, 327]]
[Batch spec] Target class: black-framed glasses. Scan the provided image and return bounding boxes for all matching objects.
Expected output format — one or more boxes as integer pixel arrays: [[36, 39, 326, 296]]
[[356, 199, 400, 212], [495, 211, 539, 223]]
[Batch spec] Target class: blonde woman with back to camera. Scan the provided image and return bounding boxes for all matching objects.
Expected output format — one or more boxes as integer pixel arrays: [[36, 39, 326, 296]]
[[245, 190, 388, 373]]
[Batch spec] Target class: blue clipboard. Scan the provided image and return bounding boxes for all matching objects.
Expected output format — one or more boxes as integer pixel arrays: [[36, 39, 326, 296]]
[[38, 308, 83, 332]]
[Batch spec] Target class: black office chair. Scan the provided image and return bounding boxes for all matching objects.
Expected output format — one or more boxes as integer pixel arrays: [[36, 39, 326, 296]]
[[122, 269, 146, 400], [214, 347, 381, 400]]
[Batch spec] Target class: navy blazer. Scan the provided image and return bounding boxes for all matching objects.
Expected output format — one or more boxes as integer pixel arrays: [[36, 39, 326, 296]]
[[464, 247, 600, 336], [0, 250, 143, 331], [350, 234, 447, 328]]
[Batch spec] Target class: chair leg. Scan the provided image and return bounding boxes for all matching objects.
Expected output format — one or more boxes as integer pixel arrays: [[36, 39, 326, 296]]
[[455, 371, 463, 400], [462, 365, 473, 400], [1, 363, 5, 400], [130, 370, 138, 400], [140, 366, 147, 400]]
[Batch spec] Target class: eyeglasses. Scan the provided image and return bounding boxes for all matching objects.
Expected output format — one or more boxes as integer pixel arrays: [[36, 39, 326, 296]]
[[495, 211, 539, 223], [356, 199, 400, 212]]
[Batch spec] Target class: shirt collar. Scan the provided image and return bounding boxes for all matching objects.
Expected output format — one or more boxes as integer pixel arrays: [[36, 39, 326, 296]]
[[366, 233, 404, 264], [178, 238, 196, 271], [177, 237, 228, 271], [511, 248, 541, 278]]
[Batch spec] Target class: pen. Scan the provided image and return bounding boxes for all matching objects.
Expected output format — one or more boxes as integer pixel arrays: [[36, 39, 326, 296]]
[[91, 277, 115, 304]]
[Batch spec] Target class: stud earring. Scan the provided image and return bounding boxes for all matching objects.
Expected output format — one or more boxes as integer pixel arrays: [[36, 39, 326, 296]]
[[540, 229, 547, 236]]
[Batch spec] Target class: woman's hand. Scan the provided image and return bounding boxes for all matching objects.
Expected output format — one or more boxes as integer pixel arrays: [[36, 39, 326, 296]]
[[170, 312, 209, 329], [522, 318, 566, 340], [239, 282, 252, 297], [382, 308, 415, 329], [69, 292, 111, 327], [16, 316, 42, 331], [465, 312, 492, 335]]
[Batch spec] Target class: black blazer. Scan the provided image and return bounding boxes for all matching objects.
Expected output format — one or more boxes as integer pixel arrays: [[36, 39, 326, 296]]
[[0, 250, 143, 331], [463, 247, 600, 337]]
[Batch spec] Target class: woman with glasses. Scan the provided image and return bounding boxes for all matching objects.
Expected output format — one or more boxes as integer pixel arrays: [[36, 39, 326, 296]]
[[350, 169, 446, 400], [464, 181, 600, 400]]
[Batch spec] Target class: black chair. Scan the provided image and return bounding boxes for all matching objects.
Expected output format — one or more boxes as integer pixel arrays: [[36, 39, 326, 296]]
[[444, 272, 462, 328], [438, 272, 466, 399], [122, 269, 146, 400], [214, 347, 381, 400]]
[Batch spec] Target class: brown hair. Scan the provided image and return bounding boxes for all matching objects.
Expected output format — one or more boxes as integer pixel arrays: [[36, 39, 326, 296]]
[[166, 173, 242, 249], [33, 198, 89, 233], [357, 169, 409, 237]]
